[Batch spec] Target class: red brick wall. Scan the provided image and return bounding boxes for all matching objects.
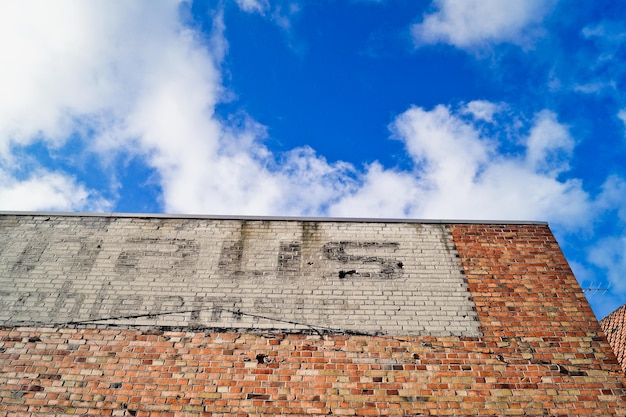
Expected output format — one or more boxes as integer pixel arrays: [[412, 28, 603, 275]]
[[450, 224, 626, 415], [1, 224, 625, 416]]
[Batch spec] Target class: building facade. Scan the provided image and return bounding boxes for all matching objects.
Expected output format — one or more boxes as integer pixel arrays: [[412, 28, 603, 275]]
[[0, 213, 624, 416]]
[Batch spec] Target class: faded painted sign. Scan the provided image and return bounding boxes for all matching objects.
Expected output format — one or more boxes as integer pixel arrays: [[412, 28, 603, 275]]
[[0, 215, 481, 336]]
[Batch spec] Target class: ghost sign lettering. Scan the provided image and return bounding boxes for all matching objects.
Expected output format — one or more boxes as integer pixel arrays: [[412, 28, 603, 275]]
[[0, 216, 481, 336]]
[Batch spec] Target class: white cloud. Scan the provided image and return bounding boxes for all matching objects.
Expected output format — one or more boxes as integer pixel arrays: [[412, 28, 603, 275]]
[[382, 104, 590, 227], [395, 105, 492, 183], [524, 110, 574, 175], [0, 1, 178, 157], [573, 21, 626, 98], [274, 147, 358, 216], [596, 175, 626, 224], [234, 0, 269, 14], [0, 0, 193, 209], [0, 0, 343, 216], [328, 163, 422, 218], [582, 21, 626, 44], [233, 0, 301, 32], [0, 170, 110, 212], [412, 0, 557, 48], [619, 110, 626, 135], [461, 100, 502, 122], [573, 82, 616, 94]]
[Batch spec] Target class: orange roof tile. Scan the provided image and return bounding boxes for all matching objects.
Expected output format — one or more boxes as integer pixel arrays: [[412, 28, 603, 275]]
[[600, 304, 626, 373]]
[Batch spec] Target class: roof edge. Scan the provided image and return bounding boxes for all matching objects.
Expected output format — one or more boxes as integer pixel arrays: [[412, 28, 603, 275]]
[[0, 210, 549, 225]]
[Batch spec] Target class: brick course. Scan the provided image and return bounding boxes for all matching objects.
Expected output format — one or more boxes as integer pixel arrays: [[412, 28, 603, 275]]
[[1, 215, 625, 416]]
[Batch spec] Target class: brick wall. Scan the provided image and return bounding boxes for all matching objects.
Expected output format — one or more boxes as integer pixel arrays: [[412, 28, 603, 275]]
[[0, 215, 479, 337], [1, 216, 625, 416], [450, 224, 625, 415]]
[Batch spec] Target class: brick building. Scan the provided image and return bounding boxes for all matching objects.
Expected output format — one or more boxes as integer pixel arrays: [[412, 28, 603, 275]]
[[0, 212, 625, 416]]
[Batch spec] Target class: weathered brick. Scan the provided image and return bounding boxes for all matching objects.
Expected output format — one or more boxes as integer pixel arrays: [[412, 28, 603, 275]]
[[0, 215, 479, 337]]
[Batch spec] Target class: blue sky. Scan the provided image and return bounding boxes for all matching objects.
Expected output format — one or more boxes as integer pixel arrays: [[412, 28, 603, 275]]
[[1, 0, 626, 318]]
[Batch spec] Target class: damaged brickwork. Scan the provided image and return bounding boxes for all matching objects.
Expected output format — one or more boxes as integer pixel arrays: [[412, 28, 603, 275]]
[[0, 214, 625, 416]]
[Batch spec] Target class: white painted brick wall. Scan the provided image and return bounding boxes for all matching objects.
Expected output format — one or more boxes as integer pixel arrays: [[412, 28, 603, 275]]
[[0, 215, 481, 336]]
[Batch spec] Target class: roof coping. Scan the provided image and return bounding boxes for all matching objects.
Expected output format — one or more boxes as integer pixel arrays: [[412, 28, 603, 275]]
[[0, 210, 549, 225]]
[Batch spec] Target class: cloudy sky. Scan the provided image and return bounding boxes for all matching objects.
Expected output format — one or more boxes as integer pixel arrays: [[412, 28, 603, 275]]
[[1, 0, 625, 318]]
